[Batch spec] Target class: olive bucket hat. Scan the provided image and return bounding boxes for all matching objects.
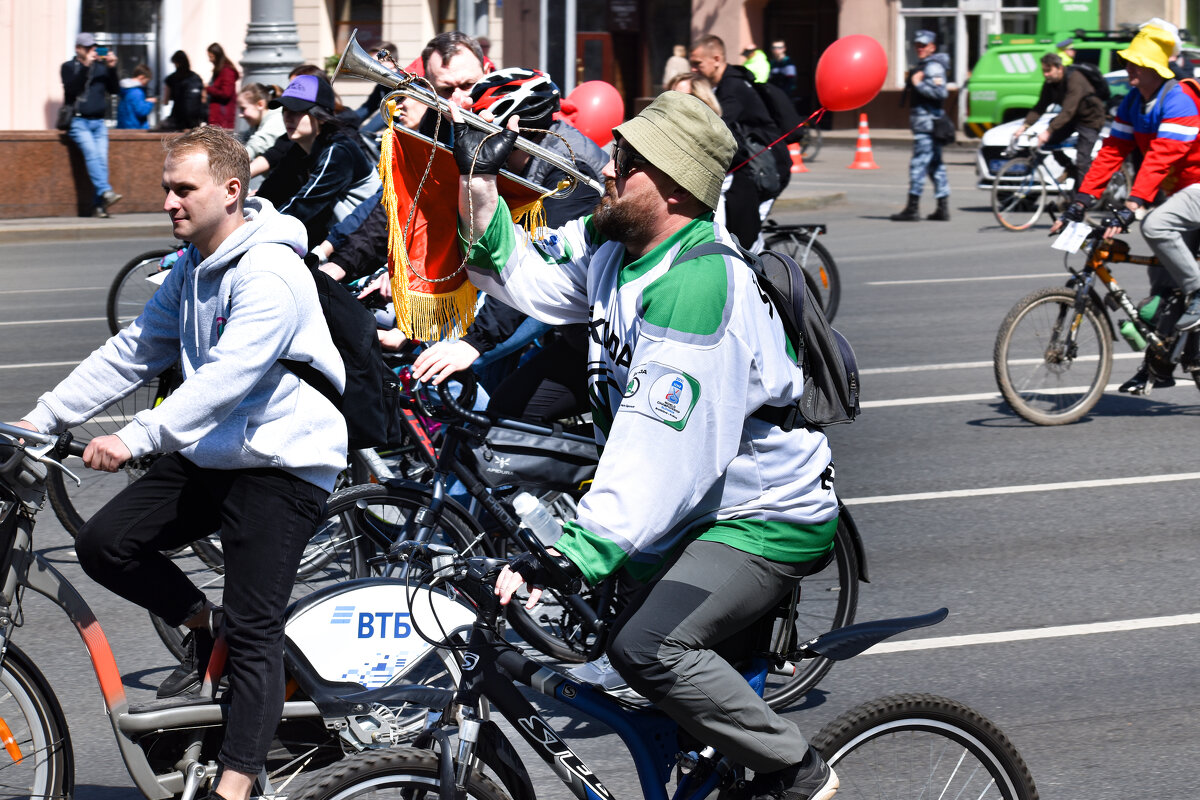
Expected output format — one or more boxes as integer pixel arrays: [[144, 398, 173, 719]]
[[613, 92, 736, 210]]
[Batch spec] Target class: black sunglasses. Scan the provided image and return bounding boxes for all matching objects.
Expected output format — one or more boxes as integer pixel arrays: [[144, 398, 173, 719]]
[[614, 144, 650, 179]]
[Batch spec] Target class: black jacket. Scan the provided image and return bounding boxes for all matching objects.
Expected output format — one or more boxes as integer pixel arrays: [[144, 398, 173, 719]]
[[61, 58, 119, 119]]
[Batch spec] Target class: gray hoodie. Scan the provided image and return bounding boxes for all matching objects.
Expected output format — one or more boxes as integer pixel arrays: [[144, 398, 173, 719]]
[[26, 198, 347, 491]]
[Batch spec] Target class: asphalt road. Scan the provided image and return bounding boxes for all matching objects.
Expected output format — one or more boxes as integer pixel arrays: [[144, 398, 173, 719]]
[[1, 142, 1197, 798]]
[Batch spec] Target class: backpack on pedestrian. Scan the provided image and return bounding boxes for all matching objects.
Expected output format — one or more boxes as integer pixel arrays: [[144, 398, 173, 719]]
[[673, 242, 861, 429], [175, 72, 208, 128], [281, 264, 399, 450]]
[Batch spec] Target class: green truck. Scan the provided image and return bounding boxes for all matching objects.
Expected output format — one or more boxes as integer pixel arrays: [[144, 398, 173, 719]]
[[963, 30, 1133, 137]]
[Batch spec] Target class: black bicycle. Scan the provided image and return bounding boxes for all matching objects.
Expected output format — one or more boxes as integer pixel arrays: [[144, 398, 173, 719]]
[[287, 538, 1038, 800], [326, 372, 867, 710]]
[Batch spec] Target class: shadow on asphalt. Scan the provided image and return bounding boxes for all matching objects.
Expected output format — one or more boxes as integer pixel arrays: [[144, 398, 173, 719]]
[[969, 393, 1200, 427]]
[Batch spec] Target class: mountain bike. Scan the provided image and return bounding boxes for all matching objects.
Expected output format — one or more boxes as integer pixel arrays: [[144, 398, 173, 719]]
[[333, 373, 867, 710], [994, 223, 1200, 424], [0, 421, 484, 799], [287, 538, 1039, 800], [990, 132, 1133, 232], [757, 220, 840, 320]]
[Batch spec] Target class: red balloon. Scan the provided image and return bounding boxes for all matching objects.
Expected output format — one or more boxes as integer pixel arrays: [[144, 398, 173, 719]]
[[563, 81, 625, 147], [815, 35, 888, 112]]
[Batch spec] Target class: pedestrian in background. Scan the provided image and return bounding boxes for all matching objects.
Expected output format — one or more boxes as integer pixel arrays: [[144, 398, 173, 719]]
[[662, 44, 691, 88], [61, 32, 121, 217], [741, 44, 770, 83], [206, 43, 239, 129], [117, 64, 156, 129], [768, 40, 798, 98], [162, 50, 206, 130], [890, 29, 952, 222]]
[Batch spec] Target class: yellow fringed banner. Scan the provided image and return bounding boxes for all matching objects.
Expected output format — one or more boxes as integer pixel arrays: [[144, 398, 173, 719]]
[[379, 126, 552, 343]]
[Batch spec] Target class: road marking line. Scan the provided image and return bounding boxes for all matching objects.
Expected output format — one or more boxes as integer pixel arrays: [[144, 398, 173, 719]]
[[0, 287, 107, 295], [0, 361, 80, 370], [862, 351, 1142, 375], [0, 317, 105, 326], [843, 471, 1200, 505], [866, 273, 1063, 285], [867, 613, 1200, 654]]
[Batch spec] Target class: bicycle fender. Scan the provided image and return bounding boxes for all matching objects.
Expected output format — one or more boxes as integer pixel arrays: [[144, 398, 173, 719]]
[[477, 719, 536, 800], [837, 502, 869, 583]]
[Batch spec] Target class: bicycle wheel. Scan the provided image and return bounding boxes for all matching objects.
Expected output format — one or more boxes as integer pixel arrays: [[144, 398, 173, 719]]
[[813, 693, 1039, 800], [0, 644, 75, 799], [45, 364, 181, 537], [799, 127, 822, 162], [764, 231, 841, 321], [106, 248, 176, 334], [151, 482, 486, 660], [291, 748, 511, 800], [994, 287, 1113, 425], [992, 158, 1047, 231], [763, 516, 859, 710]]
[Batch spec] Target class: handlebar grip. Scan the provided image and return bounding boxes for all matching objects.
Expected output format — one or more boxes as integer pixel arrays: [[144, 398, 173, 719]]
[[434, 371, 490, 427], [54, 432, 87, 459]]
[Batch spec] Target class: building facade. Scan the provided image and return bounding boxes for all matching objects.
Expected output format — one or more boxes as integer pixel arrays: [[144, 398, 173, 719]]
[[2, 0, 1194, 131]]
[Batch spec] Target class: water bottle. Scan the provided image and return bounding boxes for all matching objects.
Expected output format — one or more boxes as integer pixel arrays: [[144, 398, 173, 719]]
[[511, 491, 562, 546], [1118, 320, 1147, 351]]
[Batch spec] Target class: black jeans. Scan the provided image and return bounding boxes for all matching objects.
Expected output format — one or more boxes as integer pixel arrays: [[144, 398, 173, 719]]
[[74, 453, 325, 774], [1046, 123, 1100, 186]]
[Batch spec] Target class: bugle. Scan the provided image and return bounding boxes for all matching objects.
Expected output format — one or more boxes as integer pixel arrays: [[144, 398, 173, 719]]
[[332, 30, 606, 196]]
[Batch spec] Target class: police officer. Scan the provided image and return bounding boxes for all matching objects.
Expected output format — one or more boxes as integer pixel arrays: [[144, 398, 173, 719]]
[[891, 29, 952, 222]]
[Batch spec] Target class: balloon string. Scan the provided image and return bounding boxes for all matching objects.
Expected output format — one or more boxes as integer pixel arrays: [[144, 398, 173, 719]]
[[728, 106, 827, 175]]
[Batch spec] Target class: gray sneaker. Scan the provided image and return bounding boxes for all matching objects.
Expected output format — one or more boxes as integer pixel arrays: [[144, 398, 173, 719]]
[[1176, 292, 1200, 332], [101, 190, 123, 210]]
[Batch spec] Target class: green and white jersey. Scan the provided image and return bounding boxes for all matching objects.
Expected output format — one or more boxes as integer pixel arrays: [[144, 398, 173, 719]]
[[462, 200, 838, 585]]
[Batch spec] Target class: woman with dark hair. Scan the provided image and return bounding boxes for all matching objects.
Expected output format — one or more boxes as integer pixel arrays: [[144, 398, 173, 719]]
[[206, 42, 239, 129], [258, 73, 381, 248], [162, 50, 205, 130]]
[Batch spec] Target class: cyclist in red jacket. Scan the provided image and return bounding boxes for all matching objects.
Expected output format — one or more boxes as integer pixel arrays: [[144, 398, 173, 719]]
[[1053, 20, 1200, 393]]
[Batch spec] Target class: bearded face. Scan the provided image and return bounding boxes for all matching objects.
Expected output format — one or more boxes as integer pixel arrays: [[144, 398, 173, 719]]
[[592, 177, 661, 249]]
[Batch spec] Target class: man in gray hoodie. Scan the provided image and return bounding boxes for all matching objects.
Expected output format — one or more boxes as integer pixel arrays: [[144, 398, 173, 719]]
[[13, 127, 346, 800]]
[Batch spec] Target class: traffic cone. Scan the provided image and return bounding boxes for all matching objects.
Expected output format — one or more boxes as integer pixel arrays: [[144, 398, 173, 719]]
[[788, 142, 808, 173], [847, 113, 880, 170], [787, 142, 809, 173]]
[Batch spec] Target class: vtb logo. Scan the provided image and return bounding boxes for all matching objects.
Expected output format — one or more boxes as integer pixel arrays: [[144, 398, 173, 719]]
[[330, 606, 413, 639]]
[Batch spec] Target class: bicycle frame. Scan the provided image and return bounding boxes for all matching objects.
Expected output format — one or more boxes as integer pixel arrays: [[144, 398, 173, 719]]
[[442, 572, 768, 800]]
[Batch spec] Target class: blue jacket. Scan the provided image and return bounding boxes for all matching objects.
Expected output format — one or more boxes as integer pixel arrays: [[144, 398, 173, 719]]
[[117, 79, 154, 129], [908, 52, 951, 133]]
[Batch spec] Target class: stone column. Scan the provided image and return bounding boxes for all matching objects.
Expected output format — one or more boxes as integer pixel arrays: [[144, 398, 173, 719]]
[[240, 0, 304, 92]]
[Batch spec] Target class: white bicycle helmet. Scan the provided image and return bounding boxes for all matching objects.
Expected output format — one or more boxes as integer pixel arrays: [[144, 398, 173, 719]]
[[470, 67, 561, 129]]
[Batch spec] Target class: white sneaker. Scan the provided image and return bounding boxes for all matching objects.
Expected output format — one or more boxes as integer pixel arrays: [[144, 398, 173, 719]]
[[567, 655, 629, 691]]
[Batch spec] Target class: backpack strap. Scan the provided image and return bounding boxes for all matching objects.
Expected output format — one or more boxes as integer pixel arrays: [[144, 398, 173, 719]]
[[670, 240, 801, 432], [280, 265, 344, 410]]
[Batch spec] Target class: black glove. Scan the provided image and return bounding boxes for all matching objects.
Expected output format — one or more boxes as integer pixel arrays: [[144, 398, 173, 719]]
[[1102, 206, 1137, 232], [506, 551, 582, 594], [1059, 200, 1088, 225], [454, 122, 518, 176]]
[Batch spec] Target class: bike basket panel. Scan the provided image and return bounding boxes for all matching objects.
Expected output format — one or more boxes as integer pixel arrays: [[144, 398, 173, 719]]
[[467, 426, 599, 491]]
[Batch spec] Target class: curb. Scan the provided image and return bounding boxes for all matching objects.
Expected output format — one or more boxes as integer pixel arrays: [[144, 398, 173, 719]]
[[774, 192, 846, 213], [0, 219, 166, 245]]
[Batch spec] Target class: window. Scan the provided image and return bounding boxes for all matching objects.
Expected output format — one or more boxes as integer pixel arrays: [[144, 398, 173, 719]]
[[333, 0, 382, 54]]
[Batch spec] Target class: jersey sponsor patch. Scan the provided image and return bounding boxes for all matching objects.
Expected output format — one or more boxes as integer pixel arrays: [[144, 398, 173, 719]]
[[532, 232, 573, 265], [620, 362, 700, 430]]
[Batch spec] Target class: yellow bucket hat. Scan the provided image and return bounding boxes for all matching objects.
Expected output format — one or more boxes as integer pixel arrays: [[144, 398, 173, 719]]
[[1119, 22, 1177, 79]]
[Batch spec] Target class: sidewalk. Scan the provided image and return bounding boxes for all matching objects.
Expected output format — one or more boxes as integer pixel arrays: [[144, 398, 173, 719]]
[[0, 131, 972, 244]]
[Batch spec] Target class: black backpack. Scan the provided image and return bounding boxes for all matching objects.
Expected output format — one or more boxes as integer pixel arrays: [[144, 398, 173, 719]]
[[1067, 63, 1111, 106], [176, 72, 207, 128], [674, 242, 860, 429], [281, 265, 394, 450], [752, 81, 805, 144]]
